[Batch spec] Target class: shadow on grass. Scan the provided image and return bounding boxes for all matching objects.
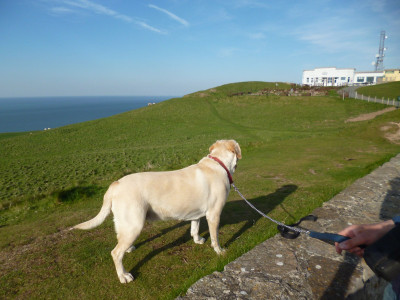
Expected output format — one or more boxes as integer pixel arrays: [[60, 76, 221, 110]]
[[133, 222, 188, 250], [55, 185, 103, 203], [222, 184, 298, 247], [129, 184, 297, 278]]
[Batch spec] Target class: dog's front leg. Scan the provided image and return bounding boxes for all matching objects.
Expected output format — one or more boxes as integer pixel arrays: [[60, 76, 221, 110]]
[[206, 212, 225, 255], [191, 219, 205, 244]]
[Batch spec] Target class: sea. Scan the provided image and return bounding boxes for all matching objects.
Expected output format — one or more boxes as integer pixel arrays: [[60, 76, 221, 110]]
[[0, 96, 173, 133]]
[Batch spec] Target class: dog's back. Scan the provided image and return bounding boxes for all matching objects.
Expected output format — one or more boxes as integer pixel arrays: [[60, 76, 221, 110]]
[[116, 162, 223, 221]]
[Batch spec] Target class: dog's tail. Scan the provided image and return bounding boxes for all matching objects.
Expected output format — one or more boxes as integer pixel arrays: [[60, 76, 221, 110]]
[[72, 181, 118, 230]]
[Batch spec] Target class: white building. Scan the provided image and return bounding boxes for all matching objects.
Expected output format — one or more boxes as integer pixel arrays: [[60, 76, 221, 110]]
[[354, 71, 384, 85], [302, 67, 355, 87], [302, 67, 384, 87]]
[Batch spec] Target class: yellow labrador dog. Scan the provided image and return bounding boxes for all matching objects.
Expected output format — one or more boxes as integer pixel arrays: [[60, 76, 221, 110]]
[[73, 140, 241, 283]]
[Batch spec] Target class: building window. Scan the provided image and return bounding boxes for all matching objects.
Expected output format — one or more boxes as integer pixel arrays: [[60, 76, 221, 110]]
[[366, 77, 374, 83], [357, 77, 364, 83], [341, 77, 346, 80], [328, 78, 332, 83], [307, 78, 309, 83], [348, 77, 350, 82]]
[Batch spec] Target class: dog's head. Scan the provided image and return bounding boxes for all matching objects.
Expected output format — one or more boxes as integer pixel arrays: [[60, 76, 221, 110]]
[[209, 140, 242, 173]]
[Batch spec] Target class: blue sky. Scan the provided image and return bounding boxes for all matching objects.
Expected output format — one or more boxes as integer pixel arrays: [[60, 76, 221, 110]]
[[1, 0, 399, 97]]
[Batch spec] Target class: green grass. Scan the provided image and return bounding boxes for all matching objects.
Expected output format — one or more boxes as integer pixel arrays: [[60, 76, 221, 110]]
[[357, 81, 400, 99], [1, 81, 400, 299]]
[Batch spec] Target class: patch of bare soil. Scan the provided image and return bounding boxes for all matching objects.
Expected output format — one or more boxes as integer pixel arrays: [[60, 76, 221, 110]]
[[345, 107, 396, 123], [0, 228, 74, 275], [381, 122, 400, 144]]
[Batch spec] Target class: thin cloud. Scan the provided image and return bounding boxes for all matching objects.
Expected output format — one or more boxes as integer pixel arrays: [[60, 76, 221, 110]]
[[148, 4, 189, 27], [61, 0, 125, 18], [295, 28, 368, 54], [49, 6, 75, 14], [135, 20, 166, 34], [289, 16, 373, 54], [48, 0, 164, 33]]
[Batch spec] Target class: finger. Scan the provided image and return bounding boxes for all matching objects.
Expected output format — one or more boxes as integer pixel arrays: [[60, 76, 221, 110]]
[[338, 234, 366, 251], [338, 226, 357, 238], [335, 242, 342, 254]]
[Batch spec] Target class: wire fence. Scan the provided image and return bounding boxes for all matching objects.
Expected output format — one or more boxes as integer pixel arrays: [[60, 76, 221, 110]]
[[340, 90, 400, 108]]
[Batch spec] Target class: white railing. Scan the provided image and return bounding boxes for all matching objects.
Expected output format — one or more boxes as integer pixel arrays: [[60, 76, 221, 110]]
[[342, 90, 399, 108]]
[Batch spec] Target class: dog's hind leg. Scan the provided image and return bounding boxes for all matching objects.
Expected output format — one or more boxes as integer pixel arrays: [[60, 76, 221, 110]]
[[111, 203, 145, 284], [111, 226, 143, 283], [191, 219, 205, 244]]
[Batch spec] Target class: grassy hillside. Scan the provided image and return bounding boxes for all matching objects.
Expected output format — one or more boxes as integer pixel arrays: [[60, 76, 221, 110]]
[[1, 81, 400, 299], [188, 81, 292, 97], [357, 81, 400, 99]]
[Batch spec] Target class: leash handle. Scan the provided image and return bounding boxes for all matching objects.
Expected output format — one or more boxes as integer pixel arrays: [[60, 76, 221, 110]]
[[308, 231, 367, 248], [308, 231, 350, 243]]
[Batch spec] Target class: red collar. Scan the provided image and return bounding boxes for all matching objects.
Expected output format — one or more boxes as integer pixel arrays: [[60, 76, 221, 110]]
[[208, 155, 233, 184]]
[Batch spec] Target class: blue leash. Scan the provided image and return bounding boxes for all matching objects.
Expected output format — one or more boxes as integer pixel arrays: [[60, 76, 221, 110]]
[[232, 183, 350, 244]]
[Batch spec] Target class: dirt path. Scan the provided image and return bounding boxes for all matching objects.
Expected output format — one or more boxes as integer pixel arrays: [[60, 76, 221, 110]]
[[345, 107, 396, 122]]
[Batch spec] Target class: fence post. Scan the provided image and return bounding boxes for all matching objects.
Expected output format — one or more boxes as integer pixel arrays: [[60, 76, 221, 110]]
[[355, 91, 357, 99]]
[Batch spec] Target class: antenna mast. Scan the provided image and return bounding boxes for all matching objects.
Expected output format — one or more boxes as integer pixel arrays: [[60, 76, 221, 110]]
[[375, 30, 387, 71]]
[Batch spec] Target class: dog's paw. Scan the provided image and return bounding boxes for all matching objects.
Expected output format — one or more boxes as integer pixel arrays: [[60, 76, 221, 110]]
[[119, 272, 134, 284], [126, 245, 136, 253], [194, 237, 205, 244], [214, 247, 226, 255]]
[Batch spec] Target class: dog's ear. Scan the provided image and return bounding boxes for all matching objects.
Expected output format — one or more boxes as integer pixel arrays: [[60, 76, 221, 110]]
[[230, 140, 242, 159], [225, 140, 242, 159], [234, 142, 242, 159]]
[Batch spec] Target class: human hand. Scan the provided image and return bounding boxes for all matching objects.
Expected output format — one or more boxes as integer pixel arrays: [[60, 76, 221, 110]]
[[335, 220, 395, 257]]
